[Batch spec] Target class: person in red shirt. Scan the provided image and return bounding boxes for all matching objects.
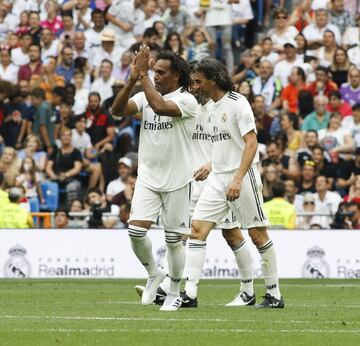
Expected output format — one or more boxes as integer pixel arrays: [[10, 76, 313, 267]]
[[18, 44, 42, 81], [307, 66, 338, 97], [327, 90, 353, 118], [281, 66, 307, 114]]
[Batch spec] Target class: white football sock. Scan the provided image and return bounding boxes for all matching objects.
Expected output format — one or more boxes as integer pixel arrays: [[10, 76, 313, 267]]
[[231, 239, 254, 296], [128, 225, 158, 276], [183, 239, 206, 299], [258, 240, 281, 299], [165, 231, 185, 296]]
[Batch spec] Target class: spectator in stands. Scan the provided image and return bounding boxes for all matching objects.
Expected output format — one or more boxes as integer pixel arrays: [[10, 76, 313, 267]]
[[342, 13, 360, 49], [115, 202, 131, 229], [273, 40, 302, 87], [18, 43, 42, 82], [54, 102, 75, 145], [40, 0, 63, 35], [280, 112, 301, 154], [298, 160, 317, 194], [312, 145, 337, 188], [297, 192, 323, 230], [84, 92, 115, 152], [87, 187, 119, 228], [84, 9, 105, 49], [68, 198, 87, 228], [54, 208, 70, 229], [252, 95, 273, 133], [297, 130, 320, 166], [90, 59, 115, 102], [343, 175, 360, 204], [58, 11, 75, 42], [314, 175, 342, 228], [295, 33, 308, 61], [343, 103, 360, 139], [28, 11, 41, 45], [330, 48, 353, 88], [18, 134, 47, 173], [267, 7, 298, 52], [232, 47, 260, 83], [0, 146, 20, 187], [31, 87, 66, 154], [3, 86, 29, 148], [336, 148, 360, 195], [262, 161, 282, 202], [140, 0, 161, 34], [339, 68, 360, 106], [0, 47, 19, 84], [326, 91, 352, 118], [236, 80, 255, 104], [284, 178, 303, 212], [187, 27, 213, 62], [129, 27, 161, 54], [11, 31, 32, 66], [298, 89, 315, 118], [0, 172, 9, 207], [301, 95, 330, 131], [113, 51, 134, 82], [0, 187, 34, 228], [314, 30, 337, 68], [163, 32, 188, 61], [345, 201, 360, 229], [289, 0, 315, 32], [302, 8, 341, 48], [264, 181, 297, 229], [260, 37, 279, 65], [250, 60, 281, 113], [281, 66, 307, 114], [73, 69, 90, 116], [329, 0, 354, 35], [111, 171, 137, 207], [307, 66, 338, 97], [46, 127, 82, 204], [55, 46, 75, 83], [106, 157, 132, 202], [72, 32, 89, 60], [15, 156, 45, 212], [40, 28, 60, 62], [162, 0, 190, 34]]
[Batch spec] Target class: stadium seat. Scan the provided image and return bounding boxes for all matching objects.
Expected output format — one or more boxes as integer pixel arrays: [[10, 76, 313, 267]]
[[40, 181, 59, 212]]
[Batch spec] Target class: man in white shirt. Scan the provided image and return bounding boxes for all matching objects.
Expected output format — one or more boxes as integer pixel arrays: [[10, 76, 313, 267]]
[[185, 58, 284, 310], [84, 9, 106, 49], [303, 8, 341, 48], [106, 157, 132, 201], [40, 28, 60, 62], [90, 59, 115, 102], [11, 32, 32, 66], [112, 48, 197, 311]]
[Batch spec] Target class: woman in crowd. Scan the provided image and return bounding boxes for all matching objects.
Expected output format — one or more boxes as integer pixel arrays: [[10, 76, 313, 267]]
[[72, 69, 90, 116], [295, 33, 308, 61], [236, 80, 255, 104], [315, 30, 337, 68], [0, 46, 18, 84], [18, 135, 47, 174], [163, 32, 188, 61], [262, 162, 282, 202], [280, 112, 302, 154], [40, 0, 63, 35], [0, 146, 21, 187], [343, 175, 360, 204], [330, 48, 353, 88]]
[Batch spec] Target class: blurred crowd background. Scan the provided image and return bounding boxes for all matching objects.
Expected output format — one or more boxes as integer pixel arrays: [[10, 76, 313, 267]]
[[1, 0, 360, 230]]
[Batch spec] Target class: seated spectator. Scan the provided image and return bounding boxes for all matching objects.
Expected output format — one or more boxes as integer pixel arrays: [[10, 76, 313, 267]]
[[15, 157, 45, 212], [267, 8, 298, 53], [111, 172, 137, 207], [343, 175, 360, 204], [129, 27, 161, 54], [250, 60, 281, 113], [236, 80, 255, 104], [301, 95, 330, 131], [260, 37, 279, 65], [106, 157, 132, 202], [297, 130, 319, 167], [318, 112, 353, 162], [40, 27, 60, 62], [72, 69, 90, 116], [326, 91, 352, 118], [0, 172, 9, 207], [0, 146, 21, 187], [0, 187, 34, 228], [113, 51, 134, 82], [139, 0, 160, 35], [344, 201, 360, 229], [153, 20, 167, 47], [339, 67, 360, 106], [18, 43, 42, 82], [55, 46, 75, 84], [162, 0, 190, 35], [284, 178, 303, 212], [314, 30, 337, 68], [298, 89, 315, 119], [298, 160, 317, 194], [67, 198, 88, 228], [289, 0, 315, 32], [342, 103, 360, 138], [297, 193, 323, 230], [58, 11, 75, 42], [280, 112, 301, 154], [73, 32, 90, 60], [336, 148, 360, 195], [281, 66, 307, 114], [11, 31, 32, 66], [312, 145, 337, 188], [295, 33, 308, 61], [84, 9, 106, 50], [114, 202, 131, 229], [45, 127, 82, 205], [163, 32, 188, 61], [40, 0, 63, 35], [342, 14, 360, 49], [54, 208, 70, 229], [0, 46, 19, 84], [54, 102, 75, 146], [252, 95, 272, 143], [232, 46, 261, 83], [262, 162, 282, 202], [330, 48, 353, 88], [314, 175, 342, 228], [188, 27, 213, 62], [90, 59, 115, 103], [307, 66, 338, 97], [329, 0, 355, 35], [18, 134, 47, 173], [87, 187, 119, 228], [346, 42, 360, 68], [28, 11, 42, 45], [263, 181, 297, 229]]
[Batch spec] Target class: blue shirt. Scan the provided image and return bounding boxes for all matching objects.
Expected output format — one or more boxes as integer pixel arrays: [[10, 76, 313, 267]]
[[55, 64, 75, 83]]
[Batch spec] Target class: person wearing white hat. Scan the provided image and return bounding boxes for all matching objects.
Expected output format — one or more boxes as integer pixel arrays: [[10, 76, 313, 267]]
[[106, 157, 132, 202]]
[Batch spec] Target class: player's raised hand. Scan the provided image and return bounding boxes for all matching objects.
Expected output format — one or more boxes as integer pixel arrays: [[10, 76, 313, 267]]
[[226, 178, 242, 202], [130, 53, 139, 81], [194, 162, 212, 181], [136, 45, 150, 76]]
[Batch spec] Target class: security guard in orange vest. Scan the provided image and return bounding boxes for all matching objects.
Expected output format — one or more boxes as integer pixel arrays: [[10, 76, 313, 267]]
[[264, 181, 297, 229], [0, 187, 34, 229]]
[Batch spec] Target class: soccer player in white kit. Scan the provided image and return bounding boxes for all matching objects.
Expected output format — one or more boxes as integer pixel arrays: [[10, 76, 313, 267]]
[[112, 47, 198, 311], [183, 58, 285, 309]]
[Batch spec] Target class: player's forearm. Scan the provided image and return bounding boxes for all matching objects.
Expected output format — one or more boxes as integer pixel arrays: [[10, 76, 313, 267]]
[[112, 78, 137, 116], [234, 137, 257, 182]]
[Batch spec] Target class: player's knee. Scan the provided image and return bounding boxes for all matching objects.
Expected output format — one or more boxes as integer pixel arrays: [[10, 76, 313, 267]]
[[248, 228, 269, 248], [222, 228, 243, 247], [190, 222, 206, 240]]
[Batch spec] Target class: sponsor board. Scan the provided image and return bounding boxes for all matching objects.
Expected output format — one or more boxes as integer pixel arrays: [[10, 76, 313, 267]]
[[0, 229, 359, 279]]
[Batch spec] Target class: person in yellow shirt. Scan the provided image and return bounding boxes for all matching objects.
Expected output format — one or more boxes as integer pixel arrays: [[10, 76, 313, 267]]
[[264, 181, 297, 229], [0, 173, 9, 207], [0, 187, 34, 229]]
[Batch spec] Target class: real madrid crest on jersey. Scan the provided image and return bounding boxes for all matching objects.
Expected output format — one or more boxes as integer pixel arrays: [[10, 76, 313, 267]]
[[302, 246, 330, 278], [4, 244, 31, 278]]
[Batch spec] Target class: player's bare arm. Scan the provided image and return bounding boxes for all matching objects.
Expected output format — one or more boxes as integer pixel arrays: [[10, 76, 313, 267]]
[[137, 45, 182, 117], [194, 162, 212, 181], [226, 131, 258, 202], [111, 56, 139, 117]]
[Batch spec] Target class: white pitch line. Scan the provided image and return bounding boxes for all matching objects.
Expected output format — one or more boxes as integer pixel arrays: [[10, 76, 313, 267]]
[[1, 315, 360, 325], [7, 328, 360, 334]]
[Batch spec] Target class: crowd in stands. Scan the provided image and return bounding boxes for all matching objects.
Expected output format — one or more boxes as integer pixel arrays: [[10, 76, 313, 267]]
[[0, 0, 360, 229]]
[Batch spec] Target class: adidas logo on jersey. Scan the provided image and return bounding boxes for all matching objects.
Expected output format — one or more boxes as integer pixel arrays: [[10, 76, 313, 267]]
[[180, 222, 186, 228], [224, 218, 230, 223], [253, 216, 259, 222]]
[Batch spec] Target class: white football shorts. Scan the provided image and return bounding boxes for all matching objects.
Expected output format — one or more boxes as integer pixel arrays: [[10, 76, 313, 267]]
[[192, 165, 270, 230], [129, 181, 191, 234]]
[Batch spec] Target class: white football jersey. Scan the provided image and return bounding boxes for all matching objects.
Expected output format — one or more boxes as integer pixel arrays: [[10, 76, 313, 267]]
[[191, 100, 214, 169], [208, 91, 259, 173], [131, 88, 197, 191]]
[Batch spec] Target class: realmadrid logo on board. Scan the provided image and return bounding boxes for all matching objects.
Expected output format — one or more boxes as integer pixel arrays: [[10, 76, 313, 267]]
[[4, 244, 31, 278], [302, 246, 330, 279]]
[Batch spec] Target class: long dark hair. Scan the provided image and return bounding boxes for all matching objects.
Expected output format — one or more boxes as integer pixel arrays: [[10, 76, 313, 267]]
[[164, 32, 184, 55], [193, 58, 233, 92]]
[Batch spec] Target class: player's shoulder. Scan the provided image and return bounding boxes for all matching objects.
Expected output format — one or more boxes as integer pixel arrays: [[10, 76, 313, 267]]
[[226, 91, 250, 107]]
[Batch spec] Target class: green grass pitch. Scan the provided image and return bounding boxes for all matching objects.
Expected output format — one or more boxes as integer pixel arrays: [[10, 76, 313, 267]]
[[0, 279, 359, 346]]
